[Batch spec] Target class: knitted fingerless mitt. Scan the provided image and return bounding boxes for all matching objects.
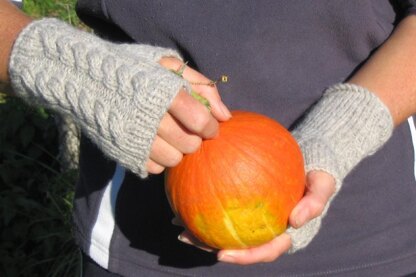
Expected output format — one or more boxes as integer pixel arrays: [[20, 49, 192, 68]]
[[9, 18, 189, 178], [287, 83, 394, 252]]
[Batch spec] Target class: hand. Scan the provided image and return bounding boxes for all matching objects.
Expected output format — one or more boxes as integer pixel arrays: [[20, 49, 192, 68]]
[[288, 171, 335, 230], [9, 19, 234, 178], [217, 84, 393, 263], [147, 57, 232, 174], [8, 18, 232, 178], [175, 170, 335, 265], [175, 83, 393, 262], [220, 170, 335, 265]]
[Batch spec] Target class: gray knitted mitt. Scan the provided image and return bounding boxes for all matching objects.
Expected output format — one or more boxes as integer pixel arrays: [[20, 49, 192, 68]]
[[286, 83, 394, 253], [9, 18, 189, 178]]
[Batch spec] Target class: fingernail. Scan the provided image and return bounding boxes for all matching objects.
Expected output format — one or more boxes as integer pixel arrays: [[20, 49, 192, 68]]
[[218, 251, 237, 262], [171, 217, 182, 226], [219, 102, 232, 119], [178, 234, 192, 245]]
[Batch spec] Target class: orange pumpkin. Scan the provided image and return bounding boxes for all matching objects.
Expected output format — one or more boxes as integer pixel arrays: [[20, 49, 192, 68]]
[[165, 111, 305, 249]]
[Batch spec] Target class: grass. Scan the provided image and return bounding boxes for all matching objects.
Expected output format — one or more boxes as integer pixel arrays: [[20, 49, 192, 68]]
[[0, 0, 83, 276], [23, 0, 82, 26]]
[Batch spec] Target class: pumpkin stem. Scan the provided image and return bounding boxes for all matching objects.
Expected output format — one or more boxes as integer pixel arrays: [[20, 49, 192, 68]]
[[170, 62, 228, 111], [190, 90, 211, 110]]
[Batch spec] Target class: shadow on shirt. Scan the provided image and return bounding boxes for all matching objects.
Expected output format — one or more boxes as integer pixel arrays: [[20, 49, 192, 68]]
[[115, 171, 218, 268]]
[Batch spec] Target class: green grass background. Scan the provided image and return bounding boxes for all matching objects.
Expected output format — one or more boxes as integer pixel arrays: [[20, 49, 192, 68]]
[[1, 0, 83, 276]]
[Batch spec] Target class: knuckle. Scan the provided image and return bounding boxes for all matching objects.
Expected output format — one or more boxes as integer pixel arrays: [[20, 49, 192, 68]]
[[191, 112, 212, 132], [309, 197, 326, 216], [171, 91, 188, 109], [183, 137, 202, 154], [147, 163, 165, 175], [167, 151, 183, 167], [151, 167, 165, 175]]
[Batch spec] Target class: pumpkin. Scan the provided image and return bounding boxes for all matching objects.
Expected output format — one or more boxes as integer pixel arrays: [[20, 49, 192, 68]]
[[165, 111, 305, 249]]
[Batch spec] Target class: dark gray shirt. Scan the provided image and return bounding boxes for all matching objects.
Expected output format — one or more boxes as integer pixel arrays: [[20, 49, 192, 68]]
[[74, 1, 416, 276]]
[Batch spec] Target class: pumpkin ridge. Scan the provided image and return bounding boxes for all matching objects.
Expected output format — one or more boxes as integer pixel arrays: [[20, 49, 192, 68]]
[[202, 146, 245, 248], [220, 135, 281, 188], [165, 111, 305, 250], [216, 136, 263, 188], [206, 140, 260, 247], [209, 138, 284, 246], [222, 210, 248, 247], [262, 212, 278, 238], [218, 129, 300, 237]]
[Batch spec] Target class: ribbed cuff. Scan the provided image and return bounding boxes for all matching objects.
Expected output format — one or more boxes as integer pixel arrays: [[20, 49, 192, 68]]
[[293, 83, 393, 182]]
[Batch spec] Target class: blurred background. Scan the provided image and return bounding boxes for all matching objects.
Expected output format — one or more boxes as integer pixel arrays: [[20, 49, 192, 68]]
[[0, 0, 85, 276]]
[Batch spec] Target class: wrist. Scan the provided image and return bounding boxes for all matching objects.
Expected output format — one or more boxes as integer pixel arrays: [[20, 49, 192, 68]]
[[293, 83, 393, 183]]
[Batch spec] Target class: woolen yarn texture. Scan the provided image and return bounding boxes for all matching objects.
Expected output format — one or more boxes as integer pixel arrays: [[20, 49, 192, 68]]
[[9, 18, 189, 178], [287, 83, 394, 252]]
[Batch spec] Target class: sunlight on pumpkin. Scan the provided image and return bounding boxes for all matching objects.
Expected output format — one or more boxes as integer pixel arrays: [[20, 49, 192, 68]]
[[165, 111, 305, 250], [193, 198, 287, 249]]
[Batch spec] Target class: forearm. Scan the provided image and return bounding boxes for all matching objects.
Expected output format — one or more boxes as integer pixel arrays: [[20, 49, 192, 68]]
[[0, 0, 31, 83], [287, 15, 416, 253], [349, 14, 416, 126]]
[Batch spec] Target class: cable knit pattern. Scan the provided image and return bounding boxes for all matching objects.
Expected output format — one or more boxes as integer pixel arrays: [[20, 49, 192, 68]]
[[286, 83, 394, 253], [9, 18, 189, 178]]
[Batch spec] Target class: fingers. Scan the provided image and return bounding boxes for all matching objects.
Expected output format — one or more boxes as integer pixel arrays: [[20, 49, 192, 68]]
[[146, 91, 215, 173], [146, 159, 166, 175], [159, 57, 232, 121], [146, 93, 212, 173], [169, 90, 219, 139], [289, 170, 336, 228], [172, 217, 216, 252], [171, 217, 183, 227], [149, 136, 183, 169], [158, 112, 202, 154], [147, 57, 232, 175], [179, 63, 232, 121], [178, 231, 216, 253], [217, 233, 291, 265], [174, 222, 291, 265]]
